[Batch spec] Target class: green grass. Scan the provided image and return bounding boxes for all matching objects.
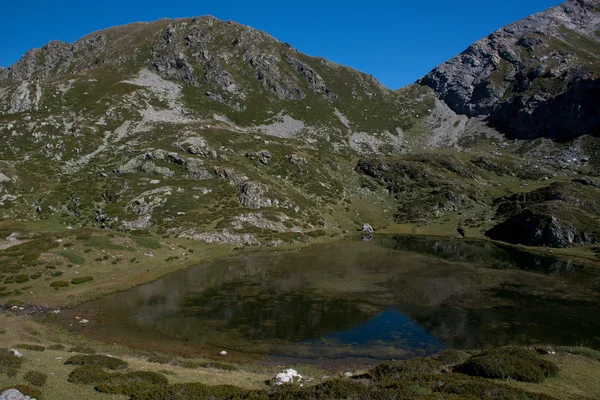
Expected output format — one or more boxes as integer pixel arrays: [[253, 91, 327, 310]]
[[23, 370, 48, 387], [84, 236, 126, 250], [71, 276, 94, 285], [56, 251, 85, 265], [65, 355, 128, 370], [133, 236, 162, 249]]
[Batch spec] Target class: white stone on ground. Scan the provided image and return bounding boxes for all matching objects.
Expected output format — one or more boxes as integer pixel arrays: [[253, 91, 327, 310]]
[[274, 369, 302, 385], [8, 349, 22, 358], [0, 389, 36, 400]]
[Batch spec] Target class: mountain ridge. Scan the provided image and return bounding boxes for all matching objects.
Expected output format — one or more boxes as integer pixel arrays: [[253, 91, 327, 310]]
[[0, 2, 599, 253], [418, 0, 600, 140]]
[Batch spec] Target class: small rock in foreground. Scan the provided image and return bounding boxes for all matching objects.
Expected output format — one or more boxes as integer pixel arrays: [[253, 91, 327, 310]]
[[0, 389, 36, 400], [274, 368, 302, 385], [8, 349, 22, 358]]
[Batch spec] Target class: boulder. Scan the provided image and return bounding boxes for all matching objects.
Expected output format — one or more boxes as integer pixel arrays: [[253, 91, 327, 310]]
[[274, 369, 302, 386], [0, 389, 36, 400], [362, 223, 374, 233]]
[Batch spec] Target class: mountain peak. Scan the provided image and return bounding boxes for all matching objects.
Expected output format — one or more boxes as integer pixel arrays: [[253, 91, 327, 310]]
[[418, 0, 600, 140]]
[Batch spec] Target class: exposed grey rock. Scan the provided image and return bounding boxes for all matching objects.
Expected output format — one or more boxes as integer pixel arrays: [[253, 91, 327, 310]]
[[419, 0, 600, 141], [362, 223, 374, 233], [126, 187, 172, 215], [0, 173, 11, 183], [486, 209, 595, 248], [286, 154, 307, 172], [185, 158, 213, 180], [231, 212, 297, 232], [246, 150, 272, 165], [0, 389, 36, 400], [236, 181, 277, 208], [121, 215, 152, 230], [286, 55, 337, 102], [246, 52, 305, 100], [171, 228, 259, 245], [174, 136, 217, 158]]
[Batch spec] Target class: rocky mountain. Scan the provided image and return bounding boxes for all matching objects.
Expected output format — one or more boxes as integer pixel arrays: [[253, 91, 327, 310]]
[[419, 0, 600, 141], [0, 3, 599, 253]]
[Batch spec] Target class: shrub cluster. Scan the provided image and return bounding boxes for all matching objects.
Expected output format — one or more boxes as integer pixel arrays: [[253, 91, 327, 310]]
[[71, 276, 94, 285], [24, 370, 48, 386], [15, 344, 45, 352], [68, 365, 111, 384], [130, 383, 262, 400], [0, 348, 22, 377], [456, 347, 560, 383], [95, 371, 169, 395], [65, 354, 128, 370]]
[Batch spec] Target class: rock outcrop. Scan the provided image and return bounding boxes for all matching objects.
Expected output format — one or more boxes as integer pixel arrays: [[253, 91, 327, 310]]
[[419, 0, 600, 140]]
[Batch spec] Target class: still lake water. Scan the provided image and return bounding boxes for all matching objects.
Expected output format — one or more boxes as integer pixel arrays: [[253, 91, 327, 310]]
[[62, 236, 600, 365]]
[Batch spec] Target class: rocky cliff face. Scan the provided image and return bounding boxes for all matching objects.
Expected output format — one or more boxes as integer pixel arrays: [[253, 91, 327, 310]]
[[419, 0, 600, 140]]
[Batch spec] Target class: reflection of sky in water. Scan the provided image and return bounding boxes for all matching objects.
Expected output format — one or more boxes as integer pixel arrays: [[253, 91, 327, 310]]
[[306, 308, 446, 353]]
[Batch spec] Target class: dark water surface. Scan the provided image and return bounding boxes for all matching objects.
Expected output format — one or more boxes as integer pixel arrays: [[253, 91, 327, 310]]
[[61, 237, 600, 365]]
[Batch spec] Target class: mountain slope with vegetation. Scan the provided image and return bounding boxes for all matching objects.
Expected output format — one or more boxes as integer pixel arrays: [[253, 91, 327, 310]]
[[0, 2, 599, 261]]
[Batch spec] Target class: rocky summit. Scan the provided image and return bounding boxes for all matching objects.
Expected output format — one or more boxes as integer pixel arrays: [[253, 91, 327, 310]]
[[0, 0, 599, 252]]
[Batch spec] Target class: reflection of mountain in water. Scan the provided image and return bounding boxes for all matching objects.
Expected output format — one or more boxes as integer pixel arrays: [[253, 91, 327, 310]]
[[181, 283, 377, 342], [62, 238, 600, 360], [374, 236, 589, 277], [398, 284, 600, 349]]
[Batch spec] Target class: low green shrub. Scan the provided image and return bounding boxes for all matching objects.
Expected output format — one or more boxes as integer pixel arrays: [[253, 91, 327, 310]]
[[47, 344, 65, 351], [302, 379, 370, 399], [30, 274, 41, 280], [51, 271, 63, 277], [456, 347, 559, 383], [50, 281, 69, 288], [435, 349, 471, 365], [68, 345, 96, 354], [0, 348, 22, 377], [65, 354, 128, 370], [23, 370, 48, 386], [436, 375, 557, 399], [130, 383, 263, 400], [95, 371, 169, 395], [68, 365, 111, 384], [178, 360, 239, 371], [71, 276, 93, 285], [370, 357, 444, 380], [0, 385, 42, 400], [15, 344, 45, 352], [14, 275, 29, 284]]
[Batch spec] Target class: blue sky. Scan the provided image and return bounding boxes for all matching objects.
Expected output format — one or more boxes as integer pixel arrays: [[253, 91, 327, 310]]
[[0, 0, 561, 89]]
